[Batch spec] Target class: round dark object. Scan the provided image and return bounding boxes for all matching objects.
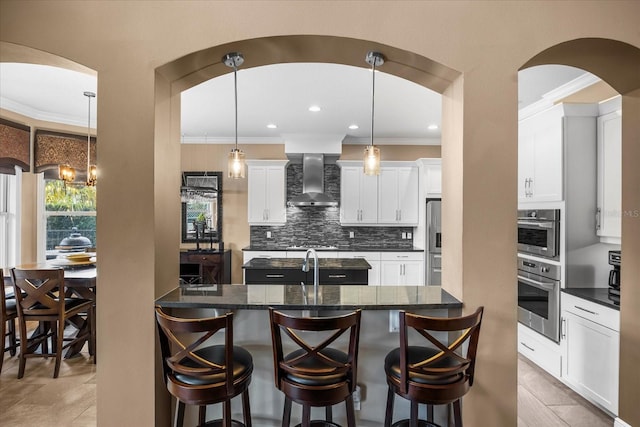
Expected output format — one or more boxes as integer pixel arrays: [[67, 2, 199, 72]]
[[59, 227, 92, 247]]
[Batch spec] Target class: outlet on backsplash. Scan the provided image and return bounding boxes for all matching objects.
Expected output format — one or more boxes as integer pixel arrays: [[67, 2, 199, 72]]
[[349, 231, 355, 239], [402, 232, 407, 239], [266, 231, 272, 239]]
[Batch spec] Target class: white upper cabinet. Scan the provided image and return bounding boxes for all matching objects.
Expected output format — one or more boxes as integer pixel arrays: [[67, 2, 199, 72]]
[[518, 103, 598, 205], [518, 106, 564, 203], [378, 166, 420, 225], [339, 165, 378, 224], [596, 101, 622, 243], [421, 158, 442, 198], [247, 160, 288, 225]]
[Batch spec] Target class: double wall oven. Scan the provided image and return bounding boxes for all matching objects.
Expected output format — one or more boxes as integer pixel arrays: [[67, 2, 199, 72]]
[[517, 208, 561, 342]]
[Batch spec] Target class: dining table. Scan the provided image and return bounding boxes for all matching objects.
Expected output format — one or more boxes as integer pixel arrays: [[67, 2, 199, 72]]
[[10, 259, 97, 359]]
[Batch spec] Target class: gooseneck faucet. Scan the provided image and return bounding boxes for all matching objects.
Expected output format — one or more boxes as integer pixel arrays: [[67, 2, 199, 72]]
[[302, 248, 319, 304]]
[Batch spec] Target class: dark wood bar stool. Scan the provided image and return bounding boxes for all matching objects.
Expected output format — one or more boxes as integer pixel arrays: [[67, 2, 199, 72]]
[[384, 307, 484, 427], [1, 269, 19, 373], [269, 308, 361, 427], [155, 306, 253, 427], [11, 267, 95, 379]]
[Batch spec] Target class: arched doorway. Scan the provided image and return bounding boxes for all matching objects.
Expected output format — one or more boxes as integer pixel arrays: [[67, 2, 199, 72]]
[[519, 37, 640, 426]]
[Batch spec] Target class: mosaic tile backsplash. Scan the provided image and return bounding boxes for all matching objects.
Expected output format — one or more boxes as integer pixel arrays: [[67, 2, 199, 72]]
[[250, 163, 415, 250]]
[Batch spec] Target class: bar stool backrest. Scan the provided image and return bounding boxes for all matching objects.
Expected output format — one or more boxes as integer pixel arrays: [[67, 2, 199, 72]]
[[155, 306, 235, 394], [269, 308, 361, 393], [399, 307, 484, 394]]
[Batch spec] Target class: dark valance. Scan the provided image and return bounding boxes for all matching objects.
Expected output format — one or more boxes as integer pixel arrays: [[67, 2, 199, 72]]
[[0, 118, 30, 174], [34, 130, 97, 180]]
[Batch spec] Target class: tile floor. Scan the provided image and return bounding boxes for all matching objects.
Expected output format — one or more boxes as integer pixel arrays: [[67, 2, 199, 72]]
[[0, 349, 613, 426]]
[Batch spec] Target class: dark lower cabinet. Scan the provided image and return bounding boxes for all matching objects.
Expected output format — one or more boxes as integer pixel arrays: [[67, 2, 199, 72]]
[[245, 268, 368, 285], [180, 250, 231, 284]]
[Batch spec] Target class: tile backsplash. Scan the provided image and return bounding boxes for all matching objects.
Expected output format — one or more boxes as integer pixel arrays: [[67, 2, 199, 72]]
[[249, 163, 414, 250]]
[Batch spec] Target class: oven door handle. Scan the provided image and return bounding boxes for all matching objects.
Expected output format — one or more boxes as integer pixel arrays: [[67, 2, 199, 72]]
[[518, 275, 557, 291], [518, 221, 555, 229]]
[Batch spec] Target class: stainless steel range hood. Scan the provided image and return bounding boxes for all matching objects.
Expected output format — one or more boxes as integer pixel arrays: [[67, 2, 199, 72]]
[[288, 153, 338, 207]]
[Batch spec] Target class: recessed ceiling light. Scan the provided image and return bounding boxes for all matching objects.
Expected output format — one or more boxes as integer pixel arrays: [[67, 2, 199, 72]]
[[348, 124, 359, 130], [267, 123, 277, 129], [428, 124, 439, 130], [308, 105, 321, 112]]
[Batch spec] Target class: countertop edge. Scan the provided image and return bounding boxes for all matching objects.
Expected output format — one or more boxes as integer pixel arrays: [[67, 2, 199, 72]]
[[242, 246, 424, 253], [561, 287, 619, 311]]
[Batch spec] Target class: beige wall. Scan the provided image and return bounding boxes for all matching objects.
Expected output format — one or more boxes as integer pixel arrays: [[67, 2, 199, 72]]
[[1, 2, 638, 426]]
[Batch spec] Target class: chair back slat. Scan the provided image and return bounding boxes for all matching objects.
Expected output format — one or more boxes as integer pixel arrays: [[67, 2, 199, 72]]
[[269, 308, 361, 392], [399, 307, 484, 394], [155, 306, 234, 393]]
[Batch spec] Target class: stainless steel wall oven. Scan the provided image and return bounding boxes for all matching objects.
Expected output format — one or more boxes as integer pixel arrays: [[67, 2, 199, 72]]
[[517, 209, 560, 260], [517, 256, 561, 342]]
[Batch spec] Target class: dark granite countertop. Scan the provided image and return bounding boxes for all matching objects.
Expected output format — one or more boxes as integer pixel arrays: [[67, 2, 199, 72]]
[[242, 257, 371, 270], [156, 284, 462, 310], [242, 246, 424, 252], [562, 288, 619, 311]]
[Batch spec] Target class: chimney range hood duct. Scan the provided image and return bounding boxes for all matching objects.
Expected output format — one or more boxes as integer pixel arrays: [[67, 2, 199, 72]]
[[288, 153, 338, 207]]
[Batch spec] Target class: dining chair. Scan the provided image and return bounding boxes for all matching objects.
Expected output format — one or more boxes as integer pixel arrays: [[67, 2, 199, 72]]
[[155, 305, 253, 427], [10, 267, 95, 379], [269, 308, 362, 427], [384, 307, 484, 427], [1, 269, 19, 373]]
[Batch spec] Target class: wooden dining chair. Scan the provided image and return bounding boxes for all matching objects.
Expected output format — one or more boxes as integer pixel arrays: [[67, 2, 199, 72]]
[[1, 269, 19, 373], [384, 307, 484, 427], [10, 267, 95, 379], [269, 308, 362, 427], [155, 305, 253, 427]]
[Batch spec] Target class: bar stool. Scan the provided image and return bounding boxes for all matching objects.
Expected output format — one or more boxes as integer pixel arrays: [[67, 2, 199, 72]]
[[155, 306, 253, 427], [269, 308, 361, 427], [384, 307, 484, 427]]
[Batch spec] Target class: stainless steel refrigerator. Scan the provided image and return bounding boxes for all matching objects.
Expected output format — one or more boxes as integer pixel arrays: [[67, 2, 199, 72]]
[[426, 200, 441, 285]]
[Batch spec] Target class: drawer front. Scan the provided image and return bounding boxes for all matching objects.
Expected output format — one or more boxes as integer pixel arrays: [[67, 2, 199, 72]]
[[337, 252, 381, 262], [245, 269, 306, 284], [562, 293, 619, 331], [181, 253, 222, 265], [518, 323, 561, 378], [380, 252, 424, 262], [243, 251, 280, 263], [319, 269, 368, 285]]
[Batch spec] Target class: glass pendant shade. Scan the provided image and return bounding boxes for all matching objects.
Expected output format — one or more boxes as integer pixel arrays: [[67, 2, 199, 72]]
[[228, 148, 245, 179], [363, 145, 380, 176], [87, 164, 97, 186], [59, 164, 76, 183]]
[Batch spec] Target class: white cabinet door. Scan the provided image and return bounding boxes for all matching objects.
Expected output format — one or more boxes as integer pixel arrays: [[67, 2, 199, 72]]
[[423, 160, 442, 198], [562, 310, 619, 415], [378, 167, 419, 225], [340, 166, 377, 224], [247, 161, 287, 225], [518, 106, 564, 203], [379, 252, 424, 285], [597, 111, 622, 241]]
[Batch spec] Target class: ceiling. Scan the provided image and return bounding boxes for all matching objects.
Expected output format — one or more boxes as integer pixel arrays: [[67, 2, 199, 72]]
[[0, 62, 593, 145]]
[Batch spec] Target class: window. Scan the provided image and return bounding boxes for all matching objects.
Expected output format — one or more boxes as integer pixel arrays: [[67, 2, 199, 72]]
[[0, 171, 20, 268], [44, 179, 96, 253]]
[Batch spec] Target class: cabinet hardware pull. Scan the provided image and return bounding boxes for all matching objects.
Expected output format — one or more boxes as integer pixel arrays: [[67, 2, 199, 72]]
[[266, 274, 284, 278], [399, 210, 402, 221], [561, 317, 566, 339], [596, 208, 601, 231], [328, 274, 347, 278], [520, 342, 535, 352], [574, 305, 598, 315]]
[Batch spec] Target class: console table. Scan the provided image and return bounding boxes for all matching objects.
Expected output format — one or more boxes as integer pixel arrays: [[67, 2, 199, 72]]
[[179, 249, 231, 284]]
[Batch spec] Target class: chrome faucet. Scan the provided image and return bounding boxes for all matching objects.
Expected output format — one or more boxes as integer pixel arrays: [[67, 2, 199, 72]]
[[302, 248, 319, 304]]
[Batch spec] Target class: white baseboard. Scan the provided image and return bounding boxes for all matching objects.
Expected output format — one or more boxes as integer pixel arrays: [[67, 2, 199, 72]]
[[614, 417, 631, 427]]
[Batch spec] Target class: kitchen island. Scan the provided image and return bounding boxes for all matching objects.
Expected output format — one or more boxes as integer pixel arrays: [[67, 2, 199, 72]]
[[156, 284, 461, 426]]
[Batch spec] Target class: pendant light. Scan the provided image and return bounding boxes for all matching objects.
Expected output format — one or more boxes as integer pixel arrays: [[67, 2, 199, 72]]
[[84, 91, 97, 186], [364, 51, 384, 176], [224, 52, 246, 179], [58, 163, 76, 184]]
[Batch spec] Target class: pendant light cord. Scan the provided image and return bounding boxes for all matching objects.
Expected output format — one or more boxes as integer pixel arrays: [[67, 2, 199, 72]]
[[233, 63, 238, 150], [86, 94, 91, 171], [370, 59, 376, 148]]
